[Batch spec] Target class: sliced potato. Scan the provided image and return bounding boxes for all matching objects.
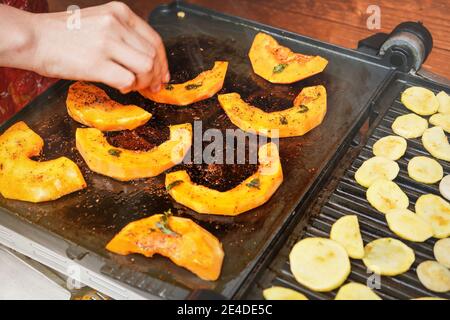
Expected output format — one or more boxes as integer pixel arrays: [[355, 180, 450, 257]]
[[430, 113, 450, 133], [330, 215, 364, 259], [334, 282, 381, 300], [392, 113, 428, 139], [407, 156, 443, 184], [263, 286, 308, 300], [289, 238, 350, 292], [437, 91, 450, 114], [434, 238, 450, 268], [416, 260, 450, 293], [422, 126, 450, 162], [401, 86, 439, 116], [373, 135, 407, 160], [355, 157, 399, 188], [362, 238, 415, 276], [385, 209, 433, 242], [415, 194, 450, 238], [366, 179, 409, 214], [439, 175, 450, 201]]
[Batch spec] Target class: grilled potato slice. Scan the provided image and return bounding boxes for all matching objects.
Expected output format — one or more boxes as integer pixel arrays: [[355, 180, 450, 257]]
[[415, 194, 450, 238], [434, 238, 450, 268], [439, 175, 450, 201], [429, 113, 450, 133], [392, 113, 428, 139], [416, 261, 450, 293], [373, 135, 407, 160], [366, 180, 409, 214], [437, 91, 450, 114], [401, 86, 439, 116], [355, 157, 399, 188], [407, 156, 443, 184], [330, 215, 364, 259], [422, 126, 450, 162], [334, 282, 382, 300], [362, 238, 415, 276], [385, 209, 433, 242], [289, 238, 350, 292], [263, 286, 308, 300]]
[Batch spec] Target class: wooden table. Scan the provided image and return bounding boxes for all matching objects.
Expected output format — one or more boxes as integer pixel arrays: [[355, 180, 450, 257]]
[[48, 0, 450, 80]]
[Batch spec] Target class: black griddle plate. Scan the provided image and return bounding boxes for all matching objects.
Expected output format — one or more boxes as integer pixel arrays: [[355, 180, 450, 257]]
[[0, 2, 392, 299], [247, 72, 450, 300]]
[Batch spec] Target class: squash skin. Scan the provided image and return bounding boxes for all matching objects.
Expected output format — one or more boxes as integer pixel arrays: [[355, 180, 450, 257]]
[[165, 142, 283, 215], [249, 33, 328, 83], [218, 85, 326, 138], [76, 123, 192, 181], [106, 214, 224, 281], [0, 122, 86, 203], [67, 81, 152, 131], [139, 61, 228, 106]]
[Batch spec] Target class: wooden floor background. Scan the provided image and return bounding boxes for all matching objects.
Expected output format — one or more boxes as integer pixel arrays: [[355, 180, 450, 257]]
[[48, 0, 450, 80]]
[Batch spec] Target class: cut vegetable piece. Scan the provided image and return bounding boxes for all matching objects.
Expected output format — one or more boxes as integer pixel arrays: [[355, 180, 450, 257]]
[[106, 213, 224, 281], [415, 194, 450, 238], [289, 238, 350, 292], [334, 283, 382, 300], [330, 215, 364, 259], [355, 156, 399, 188], [422, 126, 450, 161], [66, 81, 152, 131], [401, 86, 439, 116], [416, 261, 450, 293], [439, 175, 450, 201], [385, 209, 433, 242], [434, 238, 450, 268], [249, 33, 328, 83], [366, 180, 409, 214], [362, 238, 415, 276], [76, 123, 192, 181], [429, 113, 450, 133], [392, 113, 428, 139], [263, 286, 308, 300], [407, 156, 443, 184], [139, 61, 228, 106], [0, 122, 86, 203], [218, 85, 326, 138], [437, 91, 450, 114], [372, 135, 407, 160]]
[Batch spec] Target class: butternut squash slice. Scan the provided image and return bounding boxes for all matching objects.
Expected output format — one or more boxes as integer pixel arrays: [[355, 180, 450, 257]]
[[76, 123, 192, 181], [67, 81, 152, 131], [106, 212, 224, 281], [249, 33, 328, 83], [139, 61, 228, 106], [165, 142, 283, 215], [218, 85, 326, 138], [0, 122, 86, 202]]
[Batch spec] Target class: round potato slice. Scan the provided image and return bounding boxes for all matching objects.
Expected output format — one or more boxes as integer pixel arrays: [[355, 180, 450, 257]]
[[355, 157, 400, 188], [330, 215, 364, 259], [401, 86, 439, 116], [373, 135, 407, 160], [385, 209, 433, 242], [415, 194, 450, 238], [437, 91, 450, 114], [439, 175, 450, 201], [366, 180, 409, 214], [407, 156, 443, 184], [392, 113, 428, 139], [263, 286, 308, 300], [434, 238, 450, 268], [430, 113, 450, 133], [422, 126, 450, 162], [289, 238, 350, 292], [417, 261, 450, 293], [362, 238, 415, 276], [334, 282, 381, 300]]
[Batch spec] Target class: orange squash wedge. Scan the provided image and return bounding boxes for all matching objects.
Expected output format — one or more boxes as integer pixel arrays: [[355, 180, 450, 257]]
[[67, 81, 152, 131], [165, 142, 283, 215], [106, 212, 224, 281], [218, 85, 326, 138], [139, 61, 228, 106], [0, 122, 86, 203], [76, 123, 192, 181], [249, 33, 328, 83]]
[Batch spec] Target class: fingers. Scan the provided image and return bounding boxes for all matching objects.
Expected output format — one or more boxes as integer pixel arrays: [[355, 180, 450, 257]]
[[94, 61, 136, 93]]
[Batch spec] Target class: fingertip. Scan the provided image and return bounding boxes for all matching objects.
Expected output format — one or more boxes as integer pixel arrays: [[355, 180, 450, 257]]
[[164, 72, 170, 83], [151, 83, 161, 93]]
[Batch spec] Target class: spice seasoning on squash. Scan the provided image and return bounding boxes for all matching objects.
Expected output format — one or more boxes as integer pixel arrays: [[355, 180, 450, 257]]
[[273, 63, 288, 74], [155, 210, 179, 237], [185, 83, 203, 90], [246, 178, 261, 189], [166, 180, 184, 191], [165, 84, 174, 90], [108, 149, 122, 157]]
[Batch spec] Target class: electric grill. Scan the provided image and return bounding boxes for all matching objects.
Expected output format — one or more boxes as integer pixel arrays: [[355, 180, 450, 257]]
[[0, 1, 448, 300]]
